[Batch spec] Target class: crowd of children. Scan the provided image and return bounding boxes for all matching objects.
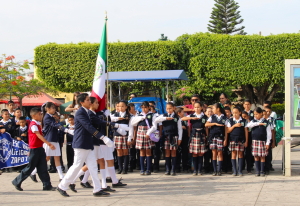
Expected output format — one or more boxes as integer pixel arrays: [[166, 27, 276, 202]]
[[0, 92, 278, 197]]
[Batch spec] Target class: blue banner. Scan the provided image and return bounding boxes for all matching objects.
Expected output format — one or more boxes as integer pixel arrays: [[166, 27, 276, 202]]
[[0, 132, 29, 169]]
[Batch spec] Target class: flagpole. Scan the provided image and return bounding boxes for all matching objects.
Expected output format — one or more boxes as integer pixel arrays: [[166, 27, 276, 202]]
[[105, 11, 109, 136]]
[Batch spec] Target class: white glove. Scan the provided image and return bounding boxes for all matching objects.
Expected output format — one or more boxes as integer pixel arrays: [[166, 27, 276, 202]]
[[117, 124, 129, 131], [67, 130, 74, 135], [101, 136, 114, 148], [117, 128, 127, 136]]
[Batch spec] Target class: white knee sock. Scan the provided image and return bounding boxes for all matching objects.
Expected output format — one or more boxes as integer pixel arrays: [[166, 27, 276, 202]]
[[71, 169, 85, 184], [105, 161, 110, 178], [56, 166, 64, 179], [81, 170, 90, 183], [100, 169, 107, 188], [107, 166, 118, 184], [31, 168, 37, 175]]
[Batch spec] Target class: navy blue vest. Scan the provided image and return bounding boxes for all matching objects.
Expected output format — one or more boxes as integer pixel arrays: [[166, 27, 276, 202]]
[[229, 118, 247, 143], [182, 120, 189, 139], [15, 126, 28, 143], [113, 112, 131, 136], [190, 114, 207, 136], [251, 119, 269, 141], [246, 110, 254, 121], [137, 113, 154, 127], [162, 113, 179, 137], [0, 120, 16, 137], [209, 114, 227, 140]]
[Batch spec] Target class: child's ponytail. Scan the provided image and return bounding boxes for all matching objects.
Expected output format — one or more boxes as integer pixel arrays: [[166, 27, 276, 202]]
[[41, 102, 56, 128]]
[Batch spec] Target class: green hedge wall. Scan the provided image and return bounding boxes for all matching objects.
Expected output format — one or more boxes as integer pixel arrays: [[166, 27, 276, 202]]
[[272, 103, 285, 117], [35, 41, 180, 92]]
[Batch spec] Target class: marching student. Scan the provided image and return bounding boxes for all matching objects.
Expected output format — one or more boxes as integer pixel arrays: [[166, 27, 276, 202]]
[[246, 107, 272, 177], [243, 99, 254, 121], [57, 93, 114, 197], [205, 103, 227, 176], [225, 107, 248, 176], [41, 102, 73, 181], [7, 101, 15, 119], [175, 107, 190, 173], [111, 100, 132, 174], [66, 115, 75, 169], [182, 101, 208, 176], [0, 109, 16, 137], [131, 101, 157, 175], [242, 111, 253, 174], [12, 107, 56, 191], [155, 102, 182, 176], [264, 106, 276, 174]]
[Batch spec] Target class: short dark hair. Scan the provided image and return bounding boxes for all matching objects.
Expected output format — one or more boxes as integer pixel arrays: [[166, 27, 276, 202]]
[[1, 109, 8, 114], [220, 93, 228, 98], [244, 99, 252, 104], [68, 115, 74, 119], [224, 100, 231, 106], [128, 103, 135, 108], [166, 102, 175, 107], [77, 93, 89, 106], [265, 105, 272, 110], [149, 101, 155, 106], [233, 106, 241, 112], [224, 106, 231, 112], [242, 111, 248, 116], [183, 96, 191, 101], [254, 107, 263, 114], [141, 101, 149, 108], [264, 100, 272, 106], [7, 101, 14, 105], [15, 108, 21, 112], [150, 105, 155, 110], [191, 94, 200, 100], [90, 97, 97, 104], [175, 107, 183, 114], [19, 116, 26, 121], [194, 101, 203, 107], [30, 107, 41, 116]]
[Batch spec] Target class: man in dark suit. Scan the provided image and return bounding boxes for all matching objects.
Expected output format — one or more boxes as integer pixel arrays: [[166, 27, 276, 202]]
[[57, 93, 114, 197]]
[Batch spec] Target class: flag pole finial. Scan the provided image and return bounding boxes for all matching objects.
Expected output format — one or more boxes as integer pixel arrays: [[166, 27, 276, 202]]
[[105, 11, 107, 20]]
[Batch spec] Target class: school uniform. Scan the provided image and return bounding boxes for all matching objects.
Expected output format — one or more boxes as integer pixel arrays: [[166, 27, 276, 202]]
[[207, 114, 227, 174], [246, 117, 272, 175], [58, 106, 107, 195], [9, 110, 15, 119], [265, 116, 275, 173], [0, 119, 16, 137], [244, 121, 253, 173], [66, 124, 75, 169], [111, 111, 132, 150], [131, 112, 157, 173], [176, 119, 189, 172], [155, 112, 182, 174], [12, 120, 53, 190], [42, 113, 67, 157], [152, 112, 162, 172], [14, 125, 29, 143], [245, 110, 254, 121], [128, 111, 140, 171]]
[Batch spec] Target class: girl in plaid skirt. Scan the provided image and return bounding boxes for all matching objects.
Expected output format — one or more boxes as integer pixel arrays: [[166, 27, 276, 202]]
[[155, 102, 182, 176], [181, 101, 208, 176], [205, 103, 227, 176], [225, 107, 248, 176], [131, 101, 158, 175], [111, 101, 133, 174], [246, 107, 272, 177]]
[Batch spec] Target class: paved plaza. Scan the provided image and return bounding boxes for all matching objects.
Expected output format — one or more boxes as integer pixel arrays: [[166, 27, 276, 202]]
[[1, 144, 300, 206]]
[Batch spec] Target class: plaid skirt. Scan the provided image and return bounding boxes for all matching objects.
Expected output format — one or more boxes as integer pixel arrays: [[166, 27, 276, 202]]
[[164, 135, 178, 150], [229, 141, 244, 152], [252, 140, 268, 157], [189, 133, 207, 154], [136, 126, 155, 150], [210, 137, 223, 151], [114, 136, 129, 150]]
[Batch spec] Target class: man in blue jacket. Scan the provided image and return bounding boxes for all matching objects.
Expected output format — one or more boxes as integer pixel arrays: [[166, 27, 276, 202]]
[[57, 93, 114, 197]]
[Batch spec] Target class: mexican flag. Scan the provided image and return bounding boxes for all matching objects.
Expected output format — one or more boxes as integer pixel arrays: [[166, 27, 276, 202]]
[[91, 22, 107, 112]]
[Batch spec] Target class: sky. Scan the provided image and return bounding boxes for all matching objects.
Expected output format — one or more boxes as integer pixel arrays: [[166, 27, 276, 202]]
[[1, 0, 299, 67]]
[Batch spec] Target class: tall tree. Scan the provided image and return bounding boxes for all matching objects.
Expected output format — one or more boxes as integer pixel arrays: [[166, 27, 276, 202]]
[[0, 54, 57, 110], [207, 0, 246, 35]]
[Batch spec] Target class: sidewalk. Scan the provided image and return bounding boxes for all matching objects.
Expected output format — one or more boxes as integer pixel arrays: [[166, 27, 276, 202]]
[[1, 144, 300, 206]]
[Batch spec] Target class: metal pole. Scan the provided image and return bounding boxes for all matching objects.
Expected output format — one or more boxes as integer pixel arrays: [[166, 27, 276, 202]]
[[166, 81, 169, 102], [118, 82, 121, 100], [105, 11, 109, 135], [173, 80, 175, 103], [110, 82, 112, 112]]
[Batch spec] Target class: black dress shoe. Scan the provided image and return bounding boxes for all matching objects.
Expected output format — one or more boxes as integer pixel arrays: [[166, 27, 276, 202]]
[[49, 169, 57, 173], [30, 175, 38, 183], [81, 182, 93, 188], [43, 186, 56, 191], [165, 171, 170, 175], [106, 177, 112, 183], [117, 169, 122, 174], [12, 181, 23, 191], [79, 175, 84, 181], [93, 190, 110, 197], [112, 180, 127, 188], [69, 184, 77, 193], [101, 186, 116, 192], [56, 187, 70, 197]]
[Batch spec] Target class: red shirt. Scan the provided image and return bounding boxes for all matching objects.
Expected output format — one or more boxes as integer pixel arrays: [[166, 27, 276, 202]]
[[184, 104, 194, 115], [28, 120, 44, 149]]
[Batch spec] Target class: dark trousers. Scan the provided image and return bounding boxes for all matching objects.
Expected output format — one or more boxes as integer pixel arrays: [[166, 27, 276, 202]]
[[222, 146, 232, 172], [136, 149, 140, 168], [13, 147, 51, 189], [265, 140, 273, 172], [204, 147, 213, 172], [176, 137, 189, 170], [66, 144, 74, 169], [49, 145, 65, 171], [129, 146, 137, 169], [153, 141, 161, 170], [244, 135, 253, 172]]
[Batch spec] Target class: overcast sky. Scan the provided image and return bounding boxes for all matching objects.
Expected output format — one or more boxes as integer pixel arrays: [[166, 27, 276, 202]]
[[1, 0, 299, 64]]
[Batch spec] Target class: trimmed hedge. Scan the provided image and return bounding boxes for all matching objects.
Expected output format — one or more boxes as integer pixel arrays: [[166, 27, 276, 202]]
[[35, 41, 180, 92], [272, 103, 285, 117]]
